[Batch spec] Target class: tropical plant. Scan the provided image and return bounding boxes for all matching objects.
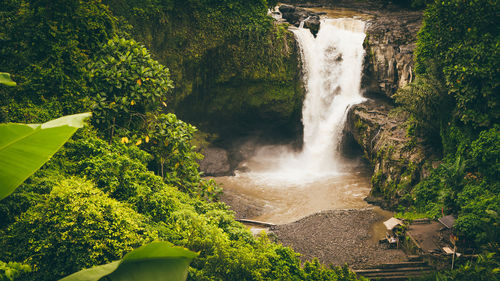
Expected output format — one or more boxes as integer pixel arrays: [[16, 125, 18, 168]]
[[0, 111, 91, 200], [415, 0, 499, 129], [0, 178, 155, 280], [88, 37, 174, 141], [0, 73, 16, 86], [0, 261, 30, 281], [60, 241, 198, 281]]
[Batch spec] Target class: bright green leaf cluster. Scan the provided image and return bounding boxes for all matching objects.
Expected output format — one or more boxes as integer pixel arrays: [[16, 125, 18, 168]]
[[0, 112, 91, 200], [89, 37, 174, 140]]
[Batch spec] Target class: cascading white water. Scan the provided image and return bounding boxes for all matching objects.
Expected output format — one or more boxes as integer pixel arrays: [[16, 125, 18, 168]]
[[296, 18, 366, 173], [241, 18, 367, 185]]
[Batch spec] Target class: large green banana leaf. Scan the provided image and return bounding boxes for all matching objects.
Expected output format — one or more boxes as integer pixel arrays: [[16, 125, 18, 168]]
[[60, 241, 198, 281], [0, 72, 16, 86], [0, 112, 91, 200]]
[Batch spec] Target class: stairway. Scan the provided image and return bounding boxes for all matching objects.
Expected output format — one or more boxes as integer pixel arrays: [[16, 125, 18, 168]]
[[354, 256, 435, 280]]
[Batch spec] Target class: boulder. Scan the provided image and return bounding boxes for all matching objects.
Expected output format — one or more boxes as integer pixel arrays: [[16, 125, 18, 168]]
[[199, 147, 231, 176], [278, 4, 296, 14], [279, 4, 321, 35], [303, 15, 320, 36]]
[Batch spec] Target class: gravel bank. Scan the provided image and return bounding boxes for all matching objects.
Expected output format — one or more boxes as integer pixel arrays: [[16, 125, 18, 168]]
[[270, 208, 407, 269]]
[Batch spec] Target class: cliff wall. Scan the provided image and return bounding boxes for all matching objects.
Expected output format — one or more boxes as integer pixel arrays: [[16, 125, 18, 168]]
[[105, 0, 304, 140], [279, 1, 430, 206]]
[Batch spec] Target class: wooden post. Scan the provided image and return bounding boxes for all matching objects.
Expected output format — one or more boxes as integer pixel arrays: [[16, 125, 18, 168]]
[[451, 244, 456, 269]]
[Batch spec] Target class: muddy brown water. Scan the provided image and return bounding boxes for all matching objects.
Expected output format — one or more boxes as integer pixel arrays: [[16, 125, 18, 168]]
[[213, 162, 392, 243], [303, 7, 374, 21]]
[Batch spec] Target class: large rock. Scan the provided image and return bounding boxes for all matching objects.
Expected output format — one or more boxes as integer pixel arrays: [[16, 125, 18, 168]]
[[199, 147, 231, 176], [279, 4, 321, 36], [303, 15, 321, 36], [345, 99, 437, 208], [362, 11, 422, 98]]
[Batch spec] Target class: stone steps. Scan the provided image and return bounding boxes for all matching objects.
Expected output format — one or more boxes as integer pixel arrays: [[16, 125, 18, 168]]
[[354, 257, 435, 280]]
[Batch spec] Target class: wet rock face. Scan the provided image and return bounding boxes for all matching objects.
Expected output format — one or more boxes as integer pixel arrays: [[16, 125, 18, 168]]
[[278, 4, 322, 36], [199, 147, 231, 176], [303, 16, 320, 36], [345, 99, 435, 208], [363, 11, 422, 98]]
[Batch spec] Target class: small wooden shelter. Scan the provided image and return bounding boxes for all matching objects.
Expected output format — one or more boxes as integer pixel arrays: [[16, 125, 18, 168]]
[[383, 217, 403, 248], [384, 217, 403, 232], [438, 215, 456, 229]]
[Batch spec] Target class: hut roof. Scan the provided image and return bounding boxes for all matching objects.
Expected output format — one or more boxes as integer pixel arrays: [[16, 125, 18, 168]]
[[438, 215, 456, 229], [383, 217, 403, 231]]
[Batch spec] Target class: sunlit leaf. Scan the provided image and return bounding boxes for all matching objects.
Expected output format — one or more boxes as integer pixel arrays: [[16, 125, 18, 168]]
[[0, 72, 16, 86], [0, 113, 91, 200], [59, 241, 198, 281]]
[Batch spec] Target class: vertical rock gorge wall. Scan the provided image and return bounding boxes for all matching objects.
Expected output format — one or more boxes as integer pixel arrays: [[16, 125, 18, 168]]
[[280, 1, 433, 207]]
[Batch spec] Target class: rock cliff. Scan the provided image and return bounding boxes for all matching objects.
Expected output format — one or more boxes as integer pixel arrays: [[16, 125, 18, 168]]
[[345, 100, 437, 208], [279, 1, 429, 206], [363, 11, 421, 98]]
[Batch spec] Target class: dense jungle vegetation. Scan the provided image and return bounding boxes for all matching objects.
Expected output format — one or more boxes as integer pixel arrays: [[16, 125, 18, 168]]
[[0, 0, 498, 280], [105, 0, 303, 138], [392, 0, 499, 278], [0, 0, 359, 280], [395, 0, 499, 247]]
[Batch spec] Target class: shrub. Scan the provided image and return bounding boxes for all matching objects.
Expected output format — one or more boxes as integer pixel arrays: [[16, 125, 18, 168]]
[[415, 0, 499, 129], [0, 261, 30, 281], [0, 178, 155, 281], [88, 37, 174, 140], [393, 74, 450, 145], [0, 0, 117, 121]]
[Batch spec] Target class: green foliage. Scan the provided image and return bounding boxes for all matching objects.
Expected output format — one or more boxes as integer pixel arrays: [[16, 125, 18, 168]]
[[0, 73, 16, 86], [89, 37, 174, 140], [141, 113, 220, 197], [394, 74, 449, 144], [0, 112, 91, 200], [415, 0, 499, 129], [0, 261, 30, 281], [421, 250, 500, 281], [412, 129, 500, 247], [470, 128, 500, 181], [0, 0, 117, 121], [60, 241, 198, 281], [0, 178, 155, 281]]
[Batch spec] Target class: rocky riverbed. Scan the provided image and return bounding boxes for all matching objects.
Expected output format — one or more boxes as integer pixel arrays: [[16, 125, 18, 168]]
[[221, 190, 407, 269], [271, 209, 407, 269]]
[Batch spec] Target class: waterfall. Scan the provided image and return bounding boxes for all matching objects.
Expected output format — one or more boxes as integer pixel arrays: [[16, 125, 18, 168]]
[[295, 18, 366, 173], [243, 18, 367, 185]]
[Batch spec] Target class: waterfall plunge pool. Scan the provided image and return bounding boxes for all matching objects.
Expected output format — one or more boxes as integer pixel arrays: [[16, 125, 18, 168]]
[[213, 15, 393, 246]]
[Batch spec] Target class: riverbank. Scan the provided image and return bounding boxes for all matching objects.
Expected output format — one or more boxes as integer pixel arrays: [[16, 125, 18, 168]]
[[221, 190, 407, 269], [271, 209, 407, 269]]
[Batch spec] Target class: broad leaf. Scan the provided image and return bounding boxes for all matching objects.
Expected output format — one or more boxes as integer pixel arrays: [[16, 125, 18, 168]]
[[60, 242, 198, 281], [0, 112, 91, 200], [0, 72, 16, 86]]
